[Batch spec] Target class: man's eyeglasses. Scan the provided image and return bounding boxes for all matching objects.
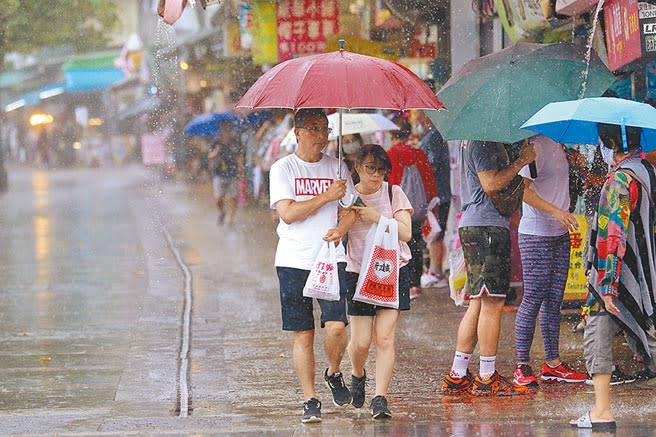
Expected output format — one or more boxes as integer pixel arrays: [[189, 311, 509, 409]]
[[298, 125, 332, 135], [363, 164, 388, 175]]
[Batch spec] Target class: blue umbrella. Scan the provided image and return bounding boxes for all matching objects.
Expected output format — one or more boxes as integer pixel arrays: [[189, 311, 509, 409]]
[[240, 111, 274, 130], [183, 112, 242, 137], [521, 97, 656, 151]]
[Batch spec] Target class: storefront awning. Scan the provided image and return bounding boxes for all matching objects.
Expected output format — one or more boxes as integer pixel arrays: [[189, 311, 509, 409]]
[[117, 95, 162, 121], [63, 51, 127, 93], [64, 68, 126, 93], [4, 82, 66, 112]]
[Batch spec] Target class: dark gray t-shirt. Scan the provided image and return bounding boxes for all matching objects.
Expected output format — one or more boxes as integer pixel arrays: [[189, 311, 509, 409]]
[[458, 140, 510, 229]]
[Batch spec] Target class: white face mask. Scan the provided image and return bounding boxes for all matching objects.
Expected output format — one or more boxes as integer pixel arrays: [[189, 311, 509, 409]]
[[600, 145, 616, 167], [342, 140, 361, 155], [416, 123, 425, 136]]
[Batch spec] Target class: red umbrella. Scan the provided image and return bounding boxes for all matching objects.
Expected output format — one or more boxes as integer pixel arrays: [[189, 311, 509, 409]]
[[236, 47, 444, 111], [236, 42, 444, 182]]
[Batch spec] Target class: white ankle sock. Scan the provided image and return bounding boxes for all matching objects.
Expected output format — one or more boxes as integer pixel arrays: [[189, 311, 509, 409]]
[[450, 351, 471, 378], [480, 355, 496, 378]]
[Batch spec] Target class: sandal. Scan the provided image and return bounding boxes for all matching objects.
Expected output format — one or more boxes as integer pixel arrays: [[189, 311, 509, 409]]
[[569, 411, 616, 430]]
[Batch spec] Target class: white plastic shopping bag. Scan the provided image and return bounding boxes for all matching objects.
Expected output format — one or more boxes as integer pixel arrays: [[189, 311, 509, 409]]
[[421, 197, 442, 244], [448, 245, 468, 306], [353, 217, 400, 309], [303, 241, 340, 301]]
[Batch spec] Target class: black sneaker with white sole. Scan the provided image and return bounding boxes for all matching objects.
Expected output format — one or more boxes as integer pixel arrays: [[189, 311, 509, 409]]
[[585, 366, 636, 386], [324, 368, 352, 406], [301, 398, 322, 423], [370, 395, 392, 419], [350, 370, 367, 408]]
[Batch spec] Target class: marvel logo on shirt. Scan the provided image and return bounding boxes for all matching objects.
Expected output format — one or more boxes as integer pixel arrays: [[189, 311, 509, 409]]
[[294, 178, 333, 196]]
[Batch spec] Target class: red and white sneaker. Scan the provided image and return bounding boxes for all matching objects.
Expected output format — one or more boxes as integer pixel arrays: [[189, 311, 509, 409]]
[[513, 364, 539, 387], [541, 361, 587, 383]]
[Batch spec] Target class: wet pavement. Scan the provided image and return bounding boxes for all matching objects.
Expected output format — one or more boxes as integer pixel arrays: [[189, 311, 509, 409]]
[[1, 165, 655, 435]]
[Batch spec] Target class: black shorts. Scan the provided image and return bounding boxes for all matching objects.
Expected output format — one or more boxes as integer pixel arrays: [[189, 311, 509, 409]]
[[435, 202, 450, 241], [345, 265, 411, 316], [459, 226, 510, 298], [276, 263, 349, 331]]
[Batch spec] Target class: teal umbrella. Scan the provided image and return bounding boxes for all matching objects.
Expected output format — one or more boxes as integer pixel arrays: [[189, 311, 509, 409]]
[[428, 42, 616, 143]]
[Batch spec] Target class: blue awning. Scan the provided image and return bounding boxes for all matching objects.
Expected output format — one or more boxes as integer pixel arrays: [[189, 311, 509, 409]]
[[64, 68, 126, 93], [4, 82, 66, 112]]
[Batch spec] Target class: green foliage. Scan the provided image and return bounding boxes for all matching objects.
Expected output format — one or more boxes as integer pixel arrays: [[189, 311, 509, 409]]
[[0, 0, 119, 64]]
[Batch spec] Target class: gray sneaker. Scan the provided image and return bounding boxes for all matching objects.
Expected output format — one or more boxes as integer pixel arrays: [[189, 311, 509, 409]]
[[350, 370, 367, 408], [301, 398, 321, 423], [324, 368, 353, 406], [370, 395, 392, 419]]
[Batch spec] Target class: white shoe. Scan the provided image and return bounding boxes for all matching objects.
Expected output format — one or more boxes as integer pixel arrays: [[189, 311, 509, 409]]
[[420, 272, 439, 288], [436, 276, 449, 288]]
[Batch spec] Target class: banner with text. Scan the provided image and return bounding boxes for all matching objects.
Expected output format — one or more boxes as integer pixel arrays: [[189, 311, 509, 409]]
[[276, 0, 339, 62]]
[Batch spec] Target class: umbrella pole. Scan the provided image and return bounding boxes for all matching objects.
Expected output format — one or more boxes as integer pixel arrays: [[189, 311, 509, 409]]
[[338, 108, 343, 179]]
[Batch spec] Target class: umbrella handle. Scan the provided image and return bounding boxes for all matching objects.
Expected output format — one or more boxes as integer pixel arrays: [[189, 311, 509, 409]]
[[529, 161, 537, 178]]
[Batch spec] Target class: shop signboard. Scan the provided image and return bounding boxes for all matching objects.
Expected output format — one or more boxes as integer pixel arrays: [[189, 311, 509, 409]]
[[239, 3, 253, 51], [276, 0, 339, 62], [604, 0, 641, 71], [563, 214, 588, 302], [640, 2, 656, 59], [251, 0, 278, 65], [494, 0, 571, 42]]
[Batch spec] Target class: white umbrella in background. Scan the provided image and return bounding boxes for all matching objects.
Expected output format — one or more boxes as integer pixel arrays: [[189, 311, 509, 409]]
[[280, 112, 400, 149]]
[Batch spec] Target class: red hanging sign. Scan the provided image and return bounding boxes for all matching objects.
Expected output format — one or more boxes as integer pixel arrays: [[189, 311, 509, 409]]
[[276, 0, 340, 62], [604, 0, 641, 71]]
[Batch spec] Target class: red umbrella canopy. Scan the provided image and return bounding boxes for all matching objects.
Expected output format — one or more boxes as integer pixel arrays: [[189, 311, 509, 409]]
[[236, 49, 444, 111]]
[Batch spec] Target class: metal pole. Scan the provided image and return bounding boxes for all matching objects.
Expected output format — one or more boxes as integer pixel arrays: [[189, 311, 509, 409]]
[[338, 108, 342, 178]]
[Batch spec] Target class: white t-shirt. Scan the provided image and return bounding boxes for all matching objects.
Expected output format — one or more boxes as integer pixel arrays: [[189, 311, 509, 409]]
[[270, 153, 354, 270], [518, 136, 570, 237]]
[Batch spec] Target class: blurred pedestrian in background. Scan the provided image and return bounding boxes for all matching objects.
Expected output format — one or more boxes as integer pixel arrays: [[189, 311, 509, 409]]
[[208, 120, 244, 226], [415, 110, 451, 289], [386, 119, 436, 300]]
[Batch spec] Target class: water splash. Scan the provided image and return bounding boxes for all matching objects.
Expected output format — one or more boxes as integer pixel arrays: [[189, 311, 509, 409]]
[[579, 0, 606, 99]]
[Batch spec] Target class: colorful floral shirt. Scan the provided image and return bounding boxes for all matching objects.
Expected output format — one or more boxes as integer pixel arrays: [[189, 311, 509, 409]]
[[596, 170, 639, 296]]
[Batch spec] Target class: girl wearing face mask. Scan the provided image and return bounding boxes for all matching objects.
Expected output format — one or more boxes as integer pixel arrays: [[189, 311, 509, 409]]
[[571, 123, 656, 430]]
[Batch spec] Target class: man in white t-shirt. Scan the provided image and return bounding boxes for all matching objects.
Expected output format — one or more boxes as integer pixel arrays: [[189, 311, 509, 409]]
[[269, 108, 355, 423]]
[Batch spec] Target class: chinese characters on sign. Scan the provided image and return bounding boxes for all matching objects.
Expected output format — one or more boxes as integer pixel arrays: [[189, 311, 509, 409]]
[[640, 2, 656, 56], [564, 215, 588, 301], [277, 0, 340, 62], [604, 0, 641, 71]]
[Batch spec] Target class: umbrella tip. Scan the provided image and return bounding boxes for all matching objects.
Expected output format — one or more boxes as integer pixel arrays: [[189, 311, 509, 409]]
[[339, 39, 345, 50]]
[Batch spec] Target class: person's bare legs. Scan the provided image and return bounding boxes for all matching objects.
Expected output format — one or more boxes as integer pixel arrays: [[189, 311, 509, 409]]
[[293, 330, 316, 400], [348, 316, 374, 378], [590, 373, 614, 421], [325, 321, 348, 374], [215, 196, 225, 223], [428, 239, 445, 275], [373, 309, 400, 396], [478, 296, 505, 356], [224, 195, 237, 224], [455, 297, 481, 354]]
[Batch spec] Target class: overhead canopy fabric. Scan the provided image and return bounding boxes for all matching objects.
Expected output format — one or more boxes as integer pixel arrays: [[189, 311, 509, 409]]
[[117, 95, 162, 121], [63, 51, 126, 93], [64, 68, 126, 93]]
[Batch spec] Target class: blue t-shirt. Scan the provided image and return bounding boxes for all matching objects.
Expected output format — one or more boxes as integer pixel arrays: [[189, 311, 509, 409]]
[[458, 140, 510, 229]]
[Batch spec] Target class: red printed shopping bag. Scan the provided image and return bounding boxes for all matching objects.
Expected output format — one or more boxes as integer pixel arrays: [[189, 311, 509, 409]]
[[302, 241, 340, 301], [353, 217, 400, 309], [421, 196, 442, 244]]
